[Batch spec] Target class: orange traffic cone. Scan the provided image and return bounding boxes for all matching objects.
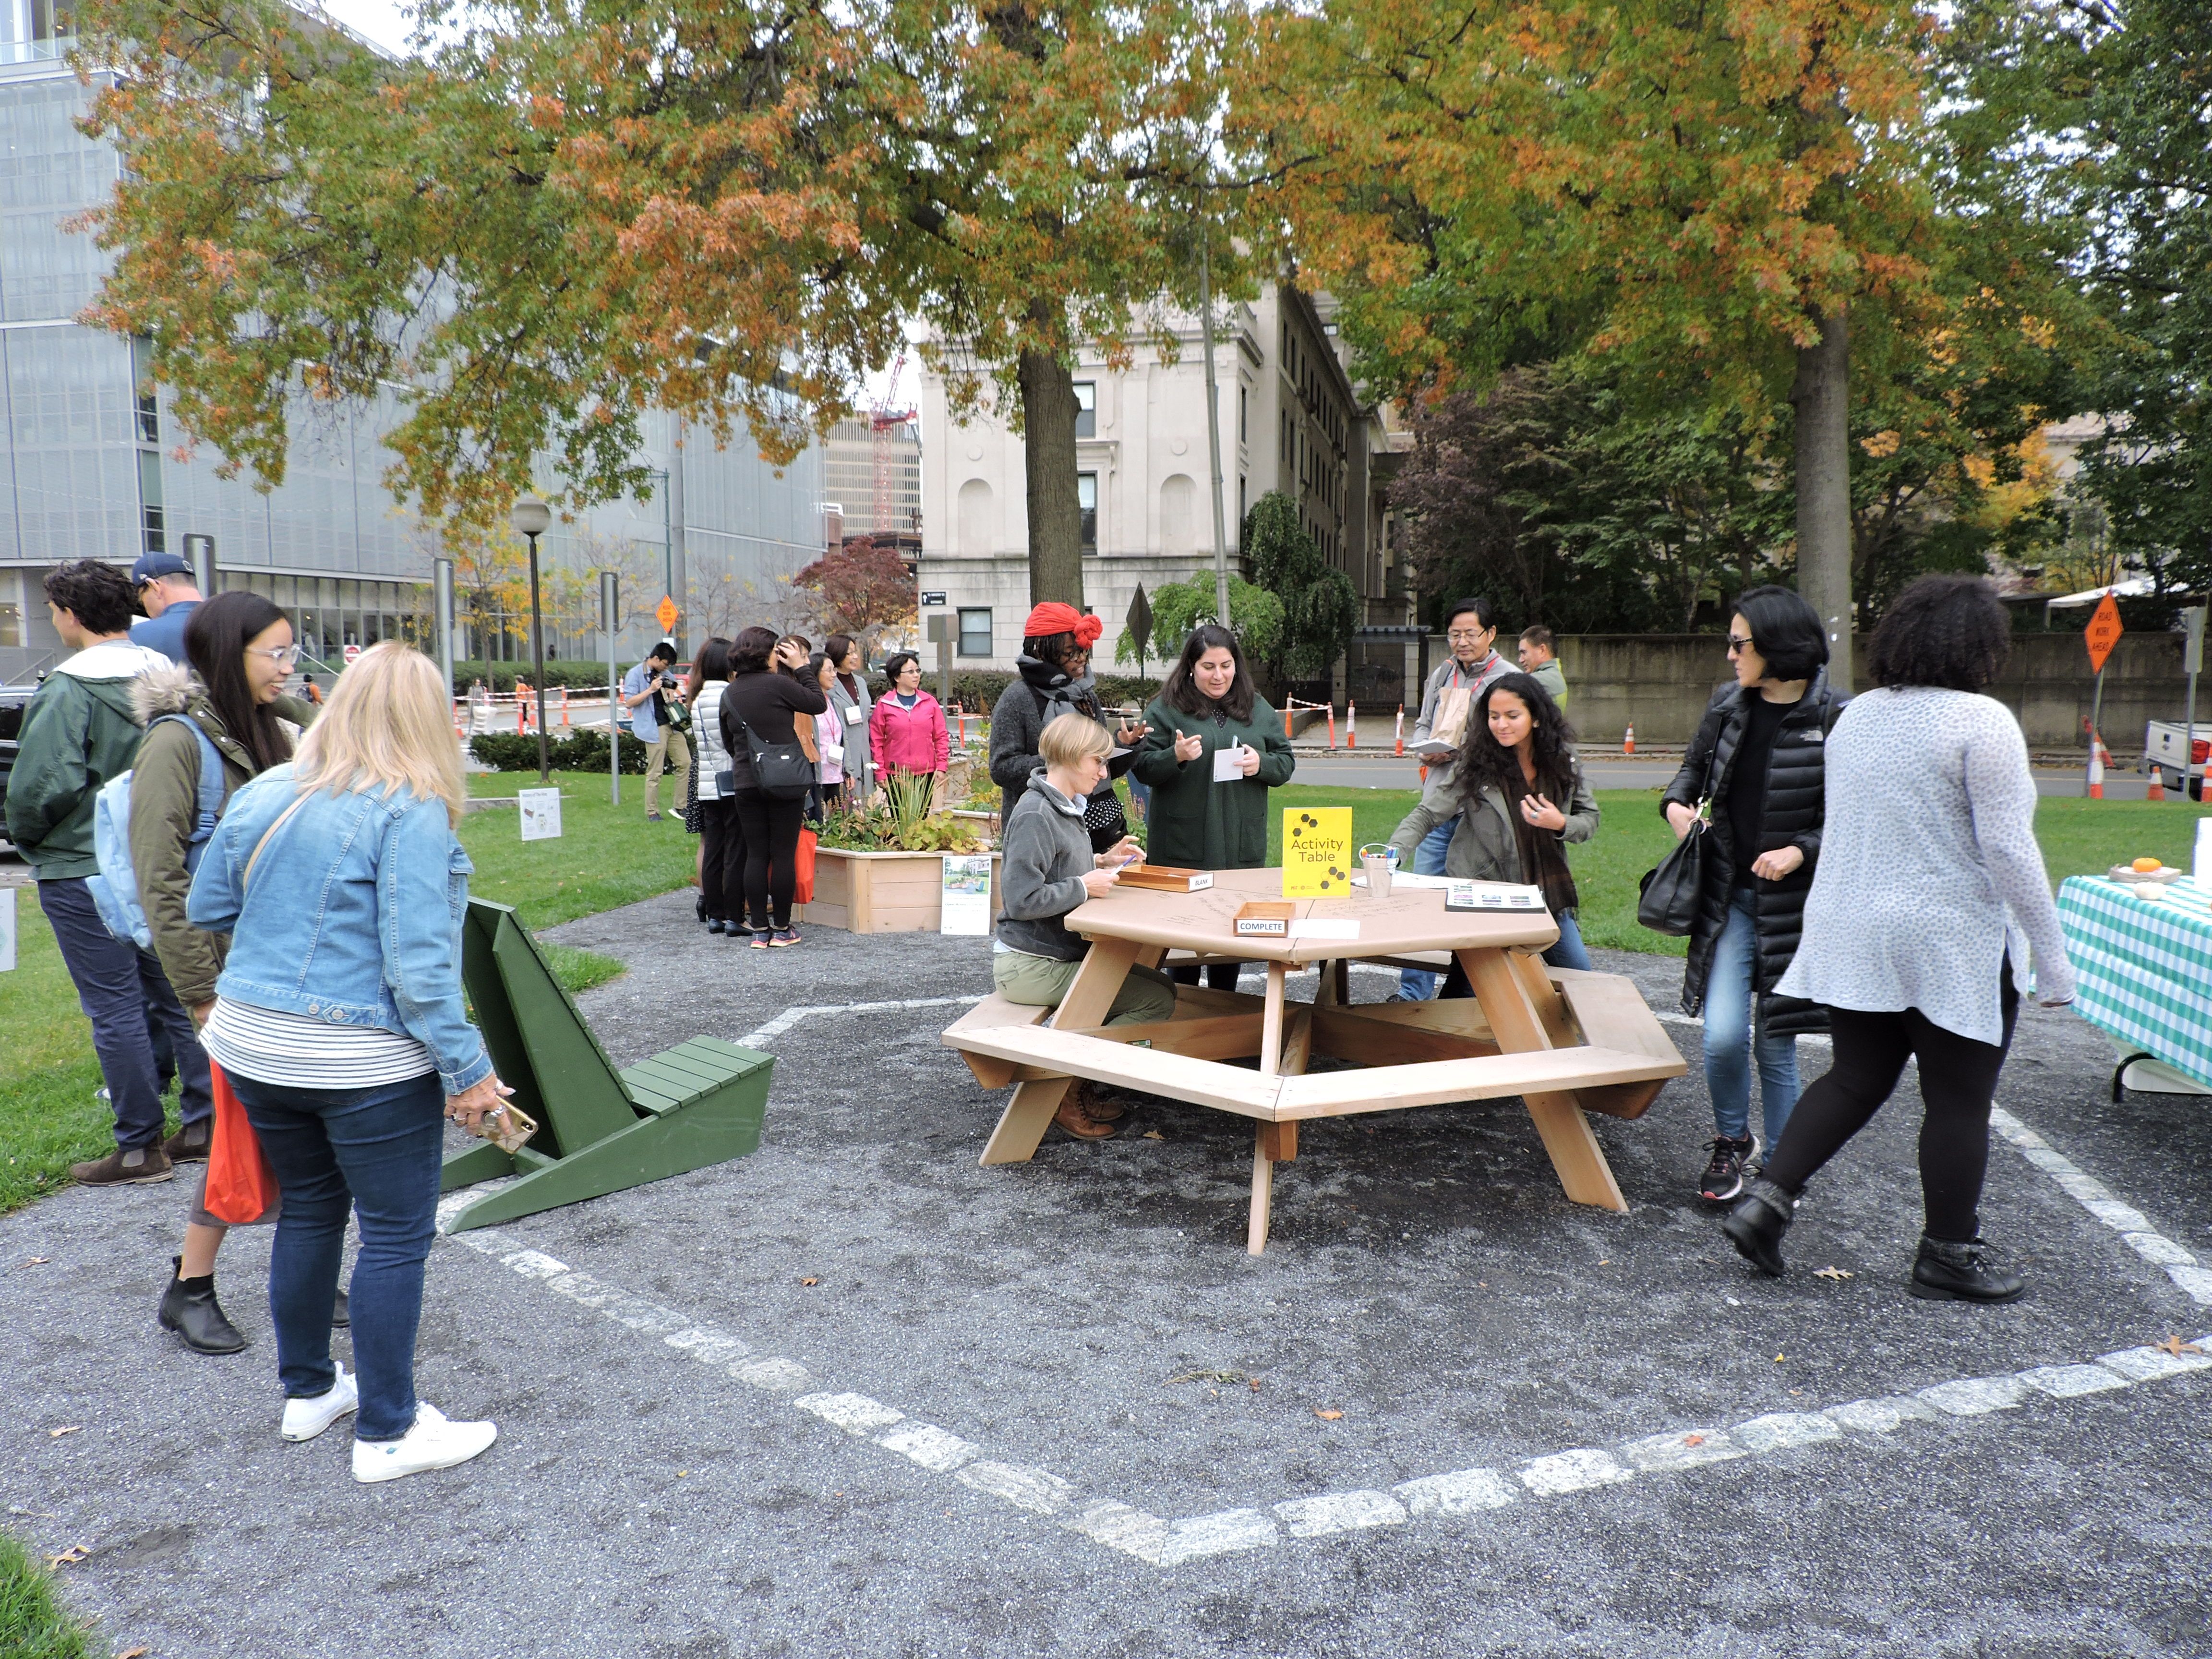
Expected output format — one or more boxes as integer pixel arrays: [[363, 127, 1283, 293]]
[[1326, 705, 1338, 752], [1346, 701, 1357, 749], [1393, 705, 1405, 757], [1623, 722, 1635, 756], [2088, 745, 2104, 800], [2148, 770, 2166, 802]]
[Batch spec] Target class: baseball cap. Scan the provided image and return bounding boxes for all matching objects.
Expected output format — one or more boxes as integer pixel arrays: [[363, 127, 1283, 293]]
[[131, 551, 192, 586]]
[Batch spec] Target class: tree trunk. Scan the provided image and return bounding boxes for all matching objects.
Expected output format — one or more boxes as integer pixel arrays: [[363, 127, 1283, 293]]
[[1018, 329, 1084, 611], [1792, 307, 1852, 690]]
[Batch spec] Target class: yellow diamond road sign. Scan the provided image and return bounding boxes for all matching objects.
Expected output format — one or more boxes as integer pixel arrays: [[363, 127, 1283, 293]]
[[655, 595, 678, 633]]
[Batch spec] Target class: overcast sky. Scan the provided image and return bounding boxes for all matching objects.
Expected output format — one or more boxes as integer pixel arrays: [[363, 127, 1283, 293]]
[[318, 0, 420, 56]]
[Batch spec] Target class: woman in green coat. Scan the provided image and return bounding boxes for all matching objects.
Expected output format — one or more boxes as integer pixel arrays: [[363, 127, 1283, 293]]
[[1132, 625, 1297, 990]]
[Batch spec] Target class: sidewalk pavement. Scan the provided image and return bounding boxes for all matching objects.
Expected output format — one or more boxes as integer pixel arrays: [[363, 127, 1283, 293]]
[[3, 898, 2207, 1657]]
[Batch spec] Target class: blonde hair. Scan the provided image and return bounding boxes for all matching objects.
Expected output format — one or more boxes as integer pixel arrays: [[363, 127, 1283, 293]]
[[1038, 710, 1113, 769], [293, 641, 466, 826]]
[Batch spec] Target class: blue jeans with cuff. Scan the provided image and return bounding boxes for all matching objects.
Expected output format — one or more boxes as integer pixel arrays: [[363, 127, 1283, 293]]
[[37, 876, 211, 1148], [1703, 887, 1799, 1143], [231, 1069, 445, 1441]]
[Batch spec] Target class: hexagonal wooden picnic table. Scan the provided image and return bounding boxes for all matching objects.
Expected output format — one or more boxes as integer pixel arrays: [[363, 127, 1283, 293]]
[[941, 868, 1688, 1252]]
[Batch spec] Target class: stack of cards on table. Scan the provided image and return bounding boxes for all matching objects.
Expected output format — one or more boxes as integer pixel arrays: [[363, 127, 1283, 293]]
[[1445, 880, 1545, 911]]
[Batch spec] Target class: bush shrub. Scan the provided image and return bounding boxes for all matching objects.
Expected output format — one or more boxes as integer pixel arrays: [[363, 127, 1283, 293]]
[[451, 660, 629, 695], [882, 669, 1161, 714], [470, 728, 650, 774]]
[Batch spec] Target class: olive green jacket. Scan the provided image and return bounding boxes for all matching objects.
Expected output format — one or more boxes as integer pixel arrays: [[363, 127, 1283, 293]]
[[1387, 760, 1600, 885], [127, 662, 310, 1006], [1130, 693, 1297, 869]]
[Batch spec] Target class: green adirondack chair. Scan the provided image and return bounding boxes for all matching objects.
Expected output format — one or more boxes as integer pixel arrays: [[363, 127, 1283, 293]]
[[439, 899, 771, 1232]]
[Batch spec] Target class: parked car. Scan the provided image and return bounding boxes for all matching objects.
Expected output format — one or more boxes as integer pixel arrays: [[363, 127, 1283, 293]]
[[2143, 720, 2209, 800], [0, 680, 37, 837]]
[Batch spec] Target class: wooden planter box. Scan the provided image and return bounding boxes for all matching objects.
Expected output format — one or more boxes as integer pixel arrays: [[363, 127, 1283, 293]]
[[796, 848, 1003, 934]]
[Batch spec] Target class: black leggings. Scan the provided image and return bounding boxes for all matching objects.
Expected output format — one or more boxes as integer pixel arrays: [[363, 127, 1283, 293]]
[[1170, 962, 1243, 992], [731, 788, 806, 930], [698, 797, 745, 922], [1762, 967, 2020, 1242]]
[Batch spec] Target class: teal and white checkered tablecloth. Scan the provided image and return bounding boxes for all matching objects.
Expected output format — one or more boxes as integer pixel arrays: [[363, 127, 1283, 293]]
[[2056, 875, 2212, 1088]]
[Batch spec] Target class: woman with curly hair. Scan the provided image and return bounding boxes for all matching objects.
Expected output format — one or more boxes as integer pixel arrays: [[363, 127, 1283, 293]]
[[1721, 574, 2076, 1302], [1386, 672, 1599, 974]]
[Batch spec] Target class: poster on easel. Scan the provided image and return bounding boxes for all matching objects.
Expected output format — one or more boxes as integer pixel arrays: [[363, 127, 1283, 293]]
[[1282, 807, 1354, 898], [941, 854, 994, 936]]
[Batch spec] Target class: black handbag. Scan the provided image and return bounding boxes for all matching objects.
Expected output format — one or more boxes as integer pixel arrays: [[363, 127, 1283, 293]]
[[1637, 803, 1708, 936], [1082, 787, 1128, 854], [736, 719, 814, 801]]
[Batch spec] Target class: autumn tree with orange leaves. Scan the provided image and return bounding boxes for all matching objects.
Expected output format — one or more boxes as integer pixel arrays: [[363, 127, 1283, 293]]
[[1242, 0, 2081, 674], [73, 0, 1251, 614]]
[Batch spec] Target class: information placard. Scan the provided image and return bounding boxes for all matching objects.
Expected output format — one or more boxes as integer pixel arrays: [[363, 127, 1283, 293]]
[[941, 854, 994, 936], [1282, 807, 1354, 898], [518, 788, 564, 842]]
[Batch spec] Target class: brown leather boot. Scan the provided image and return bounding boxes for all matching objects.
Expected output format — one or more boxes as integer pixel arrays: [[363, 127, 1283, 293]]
[[1082, 1092, 1126, 1123], [1054, 1087, 1117, 1140]]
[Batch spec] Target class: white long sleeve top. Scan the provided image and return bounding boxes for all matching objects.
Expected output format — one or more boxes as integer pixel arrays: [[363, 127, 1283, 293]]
[[1775, 686, 2074, 1044]]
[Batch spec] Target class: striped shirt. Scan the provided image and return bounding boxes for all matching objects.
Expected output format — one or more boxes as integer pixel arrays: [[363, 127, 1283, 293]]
[[202, 998, 435, 1089]]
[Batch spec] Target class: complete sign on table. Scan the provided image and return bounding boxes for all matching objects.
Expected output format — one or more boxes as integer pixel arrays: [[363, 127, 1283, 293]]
[[942, 867, 1688, 1252]]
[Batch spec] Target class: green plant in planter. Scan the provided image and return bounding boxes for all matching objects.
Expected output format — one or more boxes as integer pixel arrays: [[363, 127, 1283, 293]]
[[815, 772, 988, 854]]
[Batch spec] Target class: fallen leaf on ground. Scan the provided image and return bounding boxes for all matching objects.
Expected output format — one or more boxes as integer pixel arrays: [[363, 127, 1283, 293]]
[[799, 1277, 819, 1287], [2156, 1334, 2205, 1358], [1774, 1354, 1787, 1363], [1314, 1409, 1343, 1420], [1142, 1130, 1165, 1141], [48, 1427, 80, 1438], [1814, 1266, 1855, 1281], [1168, 1368, 1250, 1387], [1683, 1434, 1705, 1447], [23, 1257, 49, 1266], [46, 1545, 89, 1569], [118, 1648, 149, 1658], [1248, 1378, 1261, 1393]]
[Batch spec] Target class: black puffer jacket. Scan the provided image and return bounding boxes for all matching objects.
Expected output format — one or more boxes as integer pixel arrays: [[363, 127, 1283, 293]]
[[1659, 670, 1847, 1036]]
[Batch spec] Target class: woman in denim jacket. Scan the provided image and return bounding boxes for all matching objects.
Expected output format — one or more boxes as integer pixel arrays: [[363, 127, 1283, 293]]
[[188, 642, 506, 1485]]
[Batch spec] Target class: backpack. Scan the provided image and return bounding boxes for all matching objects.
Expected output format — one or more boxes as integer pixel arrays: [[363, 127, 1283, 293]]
[[85, 715, 227, 951]]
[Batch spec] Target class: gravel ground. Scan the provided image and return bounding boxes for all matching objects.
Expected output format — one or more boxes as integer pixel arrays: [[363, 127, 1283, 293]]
[[4, 888, 2207, 1658]]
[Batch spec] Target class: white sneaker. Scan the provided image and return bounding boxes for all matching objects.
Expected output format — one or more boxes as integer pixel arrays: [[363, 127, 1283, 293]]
[[351, 1403, 497, 1484], [280, 1365, 358, 1442]]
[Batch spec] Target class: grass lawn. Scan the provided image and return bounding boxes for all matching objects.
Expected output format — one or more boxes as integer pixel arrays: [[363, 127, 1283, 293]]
[[0, 1530, 93, 1659], [1269, 783, 2212, 957], [0, 770, 666, 1214]]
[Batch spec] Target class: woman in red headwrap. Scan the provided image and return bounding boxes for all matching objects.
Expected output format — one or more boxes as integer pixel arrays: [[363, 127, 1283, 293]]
[[987, 602, 1150, 854]]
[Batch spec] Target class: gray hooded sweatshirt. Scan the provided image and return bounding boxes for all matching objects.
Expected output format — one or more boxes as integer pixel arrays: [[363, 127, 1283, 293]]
[[994, 768, 1097, 962]]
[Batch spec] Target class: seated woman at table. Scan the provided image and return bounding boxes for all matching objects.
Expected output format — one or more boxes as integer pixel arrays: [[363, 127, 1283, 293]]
[[1721, 575, 2075, 1301], [1386, 672, 1599, 981], [995, 713, 1173, 1141]]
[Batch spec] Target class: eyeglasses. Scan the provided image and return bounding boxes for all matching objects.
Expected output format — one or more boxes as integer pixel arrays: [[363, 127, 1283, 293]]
[[1726, 634, 1755, 654], [247, 645, 302, 667], [1446, 629, 1489, 643]]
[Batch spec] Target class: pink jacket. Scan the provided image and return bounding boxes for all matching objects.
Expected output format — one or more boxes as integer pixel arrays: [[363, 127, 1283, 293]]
[[870, 691, 950, 775]]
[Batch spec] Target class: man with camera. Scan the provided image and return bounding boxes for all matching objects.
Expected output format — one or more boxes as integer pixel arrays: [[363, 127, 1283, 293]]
[[620, 639, 691, 821]]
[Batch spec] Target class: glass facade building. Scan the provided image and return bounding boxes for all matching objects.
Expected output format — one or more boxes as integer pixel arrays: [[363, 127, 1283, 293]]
[[0, 23, 826, 682]]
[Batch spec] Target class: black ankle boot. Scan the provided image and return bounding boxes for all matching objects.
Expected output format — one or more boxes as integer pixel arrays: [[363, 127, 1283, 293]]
[[158, 1256, 248, 1354], [1910, 1235, 2025, 1303], [1719, 1179, 1796, 1277]]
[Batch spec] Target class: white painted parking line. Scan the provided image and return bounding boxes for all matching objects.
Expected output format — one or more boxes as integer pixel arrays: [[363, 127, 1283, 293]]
[[1989, 1107, 2209, 1306], [425, 1011, 2212, 1569]]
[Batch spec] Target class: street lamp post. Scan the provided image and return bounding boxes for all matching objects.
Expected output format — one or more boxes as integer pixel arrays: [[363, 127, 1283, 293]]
[[510, 493, 554, 784]]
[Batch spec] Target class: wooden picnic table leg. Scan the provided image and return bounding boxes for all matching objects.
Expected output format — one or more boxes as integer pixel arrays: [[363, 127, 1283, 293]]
[[1248, 976, 1304, 1255], [1462, 947, 1627, 1213], [979, 937, 1142, 1166]]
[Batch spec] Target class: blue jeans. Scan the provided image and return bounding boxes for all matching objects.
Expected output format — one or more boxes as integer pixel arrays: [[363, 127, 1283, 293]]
[[37, 877, 211, 1148], [1396, 821, 1457, 999], [1543, 910, 1593, 972], [1703, 888, 1799, 1143], [231, 1070, 445, 1441]]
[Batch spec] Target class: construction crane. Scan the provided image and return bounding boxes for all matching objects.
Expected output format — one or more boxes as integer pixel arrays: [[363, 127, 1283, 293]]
[[870, 345, 912, 545]]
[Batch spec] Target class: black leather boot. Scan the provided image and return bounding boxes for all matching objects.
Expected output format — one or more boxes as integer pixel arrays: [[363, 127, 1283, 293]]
[[157, 1256, 248, 1354], [1719, 1178, 1796, 1277], [1910, 1235, 2025, 1303]]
